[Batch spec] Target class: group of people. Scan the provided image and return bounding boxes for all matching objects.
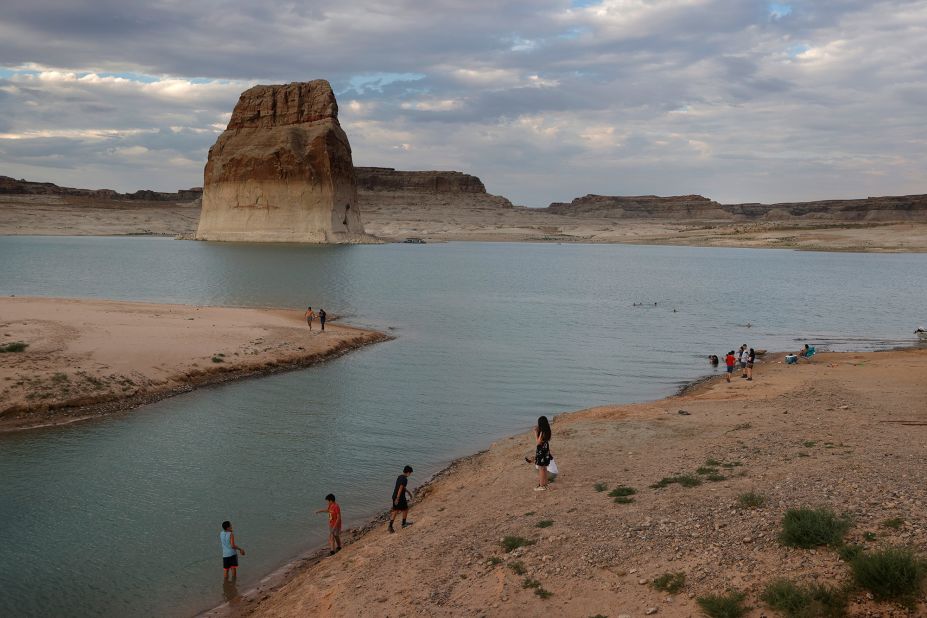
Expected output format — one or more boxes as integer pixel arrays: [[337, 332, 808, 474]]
[[304, 306, 327, 331], [218, 465, 416, 578], [710, 344, 756, 382]]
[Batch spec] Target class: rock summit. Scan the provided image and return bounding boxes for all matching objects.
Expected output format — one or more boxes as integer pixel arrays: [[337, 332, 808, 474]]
[[195, 80, 371, 243]]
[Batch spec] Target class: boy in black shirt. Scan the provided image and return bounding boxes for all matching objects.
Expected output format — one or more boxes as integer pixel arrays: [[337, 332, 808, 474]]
[[388, 465, 413, 533]]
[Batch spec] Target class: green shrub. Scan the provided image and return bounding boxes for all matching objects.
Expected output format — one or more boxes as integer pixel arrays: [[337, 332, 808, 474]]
[[882, 517, 904, 530], [211, 355, 224, 363], [706, 472, 727, 482], [652, 572, 685, 593], [850, 547, 926, 605], [779, 507, 850, 548], [613, 496, 634, 504], [761, 579, 847, 617], [488, 556, 503, 565], [737, 491, 765, 509], [536, 520, 553, 528], [508, 561, 526, 575], [0, 341, 28, 353], [535, 587, 553, 599], [501, 536, 535, 552], [593, 482, 608, 492], [704, 457, 722, 466], [697, 590, 749, 618], [522, 577, 541, 589], [838, 544, 864, 562], [608, 486, 636, 497], [651, 474, 702, 489]]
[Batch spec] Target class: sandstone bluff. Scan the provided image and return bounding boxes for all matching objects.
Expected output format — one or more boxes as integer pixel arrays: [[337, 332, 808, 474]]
[[195, 80, 372, 243]]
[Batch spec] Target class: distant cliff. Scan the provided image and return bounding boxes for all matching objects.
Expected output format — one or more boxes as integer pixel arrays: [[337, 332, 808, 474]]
[[547, 193, 927, 221], [356, 167, 491, 195], [0, 176, 202, 202]]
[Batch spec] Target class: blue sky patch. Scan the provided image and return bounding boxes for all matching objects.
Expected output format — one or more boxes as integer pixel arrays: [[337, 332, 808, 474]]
[[768, 3, 792, 19]]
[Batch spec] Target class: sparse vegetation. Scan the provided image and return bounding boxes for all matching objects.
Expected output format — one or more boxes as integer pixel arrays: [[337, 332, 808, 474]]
[[211, 355, 225, 363], [697, 590, 749, 618], [802, 440, 817, 448], [652, 473, 703, 489], [488, 556, 502, 565], [704, 458, 722, 466], [850, 547, 926, 605], [536, 520, 553, 528], [761, 579, 848, 618], [0, 341, 28, 353], [696, 466, 719, 475], [838, 544, 864, 562], [522, 577, 541, 589], [608, 485, 636, 497], [705, 471, 726, 482], [501, 536, 535, 552], [535, 587, 553, 599], [593, 482, 608, 492], [882, 517, 904, 530], [508, 561, 526, 575], [864, 531, 877, 541], [613, 496, 634, 504], [738, 491, 766, 509], [652, 572, 686, 593], [779, 507, 851, 548]]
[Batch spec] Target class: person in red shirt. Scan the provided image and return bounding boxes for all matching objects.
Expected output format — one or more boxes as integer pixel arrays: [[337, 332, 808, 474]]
[[724, 351, 736, 383], [315, 494, 342, 555]]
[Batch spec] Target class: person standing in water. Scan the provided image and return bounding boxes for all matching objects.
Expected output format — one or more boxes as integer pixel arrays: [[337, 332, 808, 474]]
[[304, 306, 316, 330], [534, 416, 552, 491], [388, 465, 414, 533], [219, 520, 246, 580], [315, 494, 342, 555], [318, 308, 327, 332]]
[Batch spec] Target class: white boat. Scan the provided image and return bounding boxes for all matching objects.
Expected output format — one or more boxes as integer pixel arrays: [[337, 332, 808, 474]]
[[916, 327, 927, 342]]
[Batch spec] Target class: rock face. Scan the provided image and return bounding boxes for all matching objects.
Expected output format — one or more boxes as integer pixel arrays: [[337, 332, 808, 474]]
[[195, 81, 370, 243], [356, 167, 491, 194], [0, 176, 202, 202], [547, 193, 927, 222]]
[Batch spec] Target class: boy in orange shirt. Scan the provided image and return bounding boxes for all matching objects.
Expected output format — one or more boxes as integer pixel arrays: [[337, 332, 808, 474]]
[[316, 494, 342, 555]]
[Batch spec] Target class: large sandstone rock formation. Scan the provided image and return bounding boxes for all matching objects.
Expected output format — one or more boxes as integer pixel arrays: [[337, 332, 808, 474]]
[[195, 81, 370, 243]]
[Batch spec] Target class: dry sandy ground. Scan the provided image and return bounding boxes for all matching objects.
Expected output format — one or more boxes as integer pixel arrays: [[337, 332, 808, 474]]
[[236, 348, 927, 618], [0, 297, 387, 431], [3, 194, 927, 252]]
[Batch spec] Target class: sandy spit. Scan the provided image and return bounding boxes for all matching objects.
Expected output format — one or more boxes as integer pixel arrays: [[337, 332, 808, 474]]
[[0, 297, 390, 432], [219, 347, 927, 618]]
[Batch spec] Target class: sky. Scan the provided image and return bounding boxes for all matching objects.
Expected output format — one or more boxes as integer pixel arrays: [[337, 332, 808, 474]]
[[0, 0, 925, 207]]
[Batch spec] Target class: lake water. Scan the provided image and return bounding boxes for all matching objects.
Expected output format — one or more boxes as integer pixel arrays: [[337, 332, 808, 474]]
[[0, 236, 924, 617]]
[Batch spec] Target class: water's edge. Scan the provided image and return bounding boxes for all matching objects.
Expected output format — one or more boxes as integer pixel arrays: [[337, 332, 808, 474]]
[[0, 327, 392, 433]]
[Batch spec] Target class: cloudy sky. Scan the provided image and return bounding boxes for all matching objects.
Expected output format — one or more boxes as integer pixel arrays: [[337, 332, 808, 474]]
[[1, 0, 925, 206]]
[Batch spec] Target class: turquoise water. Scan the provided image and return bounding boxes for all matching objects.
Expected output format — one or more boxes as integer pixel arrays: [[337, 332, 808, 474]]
[[0, 236, 924, 617]]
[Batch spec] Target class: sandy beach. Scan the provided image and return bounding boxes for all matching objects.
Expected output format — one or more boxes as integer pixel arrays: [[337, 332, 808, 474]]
[[0, 297, 388, 431], [228, 347, 927, 617]]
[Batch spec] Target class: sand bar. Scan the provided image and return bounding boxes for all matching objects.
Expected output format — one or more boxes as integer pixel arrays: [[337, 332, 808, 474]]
[[234, 347, 927, 617], [0, 297, 389, 431]]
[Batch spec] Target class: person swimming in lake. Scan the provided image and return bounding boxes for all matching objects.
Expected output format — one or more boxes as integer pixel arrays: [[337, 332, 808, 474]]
[[533, 416, 552, 491], [708, 354, 719, 366]]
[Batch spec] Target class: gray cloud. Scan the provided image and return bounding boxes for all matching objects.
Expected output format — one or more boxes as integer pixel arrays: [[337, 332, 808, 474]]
[[0, 0, 925, 206]]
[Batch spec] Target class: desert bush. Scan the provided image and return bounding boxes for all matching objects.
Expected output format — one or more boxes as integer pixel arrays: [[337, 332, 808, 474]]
[[779, 507, 850, 548]]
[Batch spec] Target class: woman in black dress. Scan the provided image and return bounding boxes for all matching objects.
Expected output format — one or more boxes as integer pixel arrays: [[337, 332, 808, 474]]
[[534, 416, 552, 491]]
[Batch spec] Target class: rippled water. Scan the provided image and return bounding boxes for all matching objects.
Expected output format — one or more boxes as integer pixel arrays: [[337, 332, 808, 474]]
[[0, 236, 924, 616]]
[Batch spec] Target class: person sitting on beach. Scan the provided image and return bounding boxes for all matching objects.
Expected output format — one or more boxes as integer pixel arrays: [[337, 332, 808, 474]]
[[533, 416, 553, 491], [388, 465, 414, 533], [725, 351, 736, 383], [305, 306, 316, 330], [799, 344, 810, 357], [315, 494, 342, 555], [219, 521, 246, 580]]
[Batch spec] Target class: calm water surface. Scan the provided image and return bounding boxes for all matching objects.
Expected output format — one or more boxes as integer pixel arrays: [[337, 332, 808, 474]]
[[0, 237, 924, 617]]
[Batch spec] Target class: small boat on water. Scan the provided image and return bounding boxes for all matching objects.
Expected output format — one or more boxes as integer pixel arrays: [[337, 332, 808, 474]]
[[403, 237, 426, 244], [916, 327, 927, 342]]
